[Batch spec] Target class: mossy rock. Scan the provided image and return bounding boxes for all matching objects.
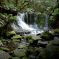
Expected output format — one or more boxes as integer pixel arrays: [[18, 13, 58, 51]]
[[53, 29, 59, 33], [7, 31, 16, 36], [2, 40, 17, 51], [0, 50, 10, 59], [0, 40, 3, 46], [39, 42, 59, 59], [52, 40, 59, 45], [47, 40, 59, 47], [18, 44, 27, 49], [28, 39, 33, 43], [22, 57, 28, 59], [41, 31, 54, 41], [11, 35, 22, 39], [14, 49, 26, 57], [12, 37, 21, 42], [25, 36, 32, 40], [24, 36, 33, 43], [0, 47, 9, 52], [53, 29, 59, 37], [12, 39, 20, 42], [12, 57, 20, 59]]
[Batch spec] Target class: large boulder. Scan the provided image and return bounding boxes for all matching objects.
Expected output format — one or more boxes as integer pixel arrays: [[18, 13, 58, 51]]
[[14, 49, 26, 57], [0, 50, 10, 59]]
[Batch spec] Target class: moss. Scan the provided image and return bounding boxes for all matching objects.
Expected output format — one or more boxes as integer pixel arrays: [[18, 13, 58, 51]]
[[25, 36, 32, 39], [11, 57, 20, 59], [41, 31, 54, 41], [54, 29, 59, 33], [14, 49, 26, 57], [0, 40, 3, 45], [53, 29, 59, 37], [0, 47, 9, 52], [11, 35, 22, 39], [0, 50, 11, 59], [28, 39, 33, 43], [24, 36, 33, 42], [18, 45, 26, 49], [47, 40, 59, 47], [7, 31, 16, 36], [38, 40, 59, 59], [12, 39, 20, 42], [54, 29, 59, 35], [22, 57, 28, 59]]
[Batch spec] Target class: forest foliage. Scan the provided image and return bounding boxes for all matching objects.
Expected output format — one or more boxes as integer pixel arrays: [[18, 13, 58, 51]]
[[0, 0, 59, 59], [0, 0, 59, 28]]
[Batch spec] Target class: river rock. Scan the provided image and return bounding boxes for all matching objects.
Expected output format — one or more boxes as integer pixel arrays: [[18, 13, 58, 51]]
[[0, 50, 10, 59], [14, 49, 26, 57]]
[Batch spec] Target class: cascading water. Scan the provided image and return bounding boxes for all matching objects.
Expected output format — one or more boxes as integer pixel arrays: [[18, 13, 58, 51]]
[[11, 12, 44, 35], [44, 14, 49, 31], [17, 13, 35, 31]]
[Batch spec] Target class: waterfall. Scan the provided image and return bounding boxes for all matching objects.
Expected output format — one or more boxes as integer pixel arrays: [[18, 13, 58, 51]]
[[11, 12, 44, 35], [17, 13, 35, 31], [44, 14, 49, 31]]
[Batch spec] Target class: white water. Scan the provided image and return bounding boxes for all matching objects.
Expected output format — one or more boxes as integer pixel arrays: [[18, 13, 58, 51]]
[[12, 13, 44, 35], [17, 13, 35, 31]]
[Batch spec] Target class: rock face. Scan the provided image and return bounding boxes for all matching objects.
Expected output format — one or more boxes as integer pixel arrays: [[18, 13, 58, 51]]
[[0, 51, 10, 59]]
